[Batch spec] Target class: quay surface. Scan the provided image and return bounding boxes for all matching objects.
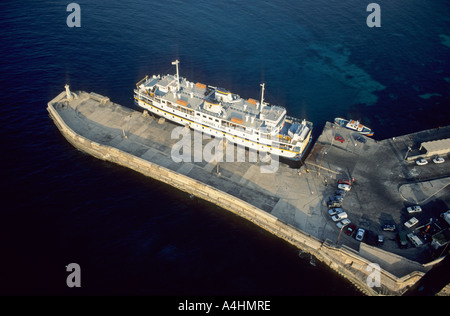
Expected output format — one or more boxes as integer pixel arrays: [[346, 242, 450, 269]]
[[47, 89, 450, 296]]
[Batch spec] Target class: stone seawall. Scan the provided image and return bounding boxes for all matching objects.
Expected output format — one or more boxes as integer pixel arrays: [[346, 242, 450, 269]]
[[47, 98, 446, 296]]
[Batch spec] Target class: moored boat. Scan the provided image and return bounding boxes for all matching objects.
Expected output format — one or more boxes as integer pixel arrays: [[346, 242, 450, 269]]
[[334, 118, 374, 136]]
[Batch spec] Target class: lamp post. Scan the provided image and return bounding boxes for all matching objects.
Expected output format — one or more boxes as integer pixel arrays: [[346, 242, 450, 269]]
[[404, 144, 412, 160]]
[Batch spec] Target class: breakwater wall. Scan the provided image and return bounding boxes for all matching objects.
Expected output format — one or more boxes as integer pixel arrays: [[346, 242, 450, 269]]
[[47, 97, 444, 296]]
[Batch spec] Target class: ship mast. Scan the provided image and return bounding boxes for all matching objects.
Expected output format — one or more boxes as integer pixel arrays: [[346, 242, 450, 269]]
[[260, 83, 265, 110], [172, 59, 180, 91]]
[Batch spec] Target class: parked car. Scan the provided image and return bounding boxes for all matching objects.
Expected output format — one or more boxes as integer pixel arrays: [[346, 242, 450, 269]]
[[338, 179, 352, 185], [334, 135, 345, 143], [416, 158, 428, 166], [335, 189, 347, 196], [397, 232, 408, 248], [441, 210, 450, 225], [382, 224, 396, 231], [433, 156, 445, 164], [355, 228, 365, 241], [336, 219, 351, 229], [407, 205, 422, 214], [334, 194, 344, 202], [332, 212, 348, 222], [328, 207, 344, 216], [377, 235, 384, 247], [404, 217, 419, 228], [337, 184, 351, 191], [327, 200, 342, 208], [354, 135, 366, 143], [407, 233, 423, 247], [345, 224, 357, 236]]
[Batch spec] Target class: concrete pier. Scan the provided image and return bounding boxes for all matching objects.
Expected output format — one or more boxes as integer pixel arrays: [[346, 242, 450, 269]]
[[47, 89, 450, 296]]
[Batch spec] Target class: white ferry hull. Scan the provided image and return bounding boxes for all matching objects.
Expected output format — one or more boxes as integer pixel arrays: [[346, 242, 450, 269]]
[[134, 96, 310, 160]]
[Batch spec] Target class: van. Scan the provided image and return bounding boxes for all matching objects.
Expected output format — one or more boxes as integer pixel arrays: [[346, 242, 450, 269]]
[[397, 232, 408, 248], [407, 233, 423, 247]]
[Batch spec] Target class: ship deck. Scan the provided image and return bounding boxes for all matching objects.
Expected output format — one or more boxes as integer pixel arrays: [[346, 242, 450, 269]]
[[140, 74, 289, 132]]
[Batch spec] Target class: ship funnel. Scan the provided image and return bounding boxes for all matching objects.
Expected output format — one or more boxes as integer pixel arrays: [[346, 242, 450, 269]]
[[65, 84, 73, 100]]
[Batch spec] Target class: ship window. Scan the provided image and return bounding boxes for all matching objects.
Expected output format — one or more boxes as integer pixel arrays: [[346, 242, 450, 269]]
[[196, 113, 200, 116]]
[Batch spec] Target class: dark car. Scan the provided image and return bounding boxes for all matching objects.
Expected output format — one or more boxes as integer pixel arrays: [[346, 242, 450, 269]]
[[327, 200, 342, 208], [354, 135, 367, 143], [345, 224, 357, 236], [377, 235, 384, 247], [334, 135, 345, 143], [397, 232, 408, 249]]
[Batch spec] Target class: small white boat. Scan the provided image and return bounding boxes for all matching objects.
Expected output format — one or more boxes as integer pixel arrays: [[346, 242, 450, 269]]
[[334, 118, 374, 136]]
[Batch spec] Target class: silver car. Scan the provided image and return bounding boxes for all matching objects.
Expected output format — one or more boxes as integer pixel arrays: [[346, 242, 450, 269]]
[[355, 228, 365, 241], [328, 207, 344, 216], [407, 205, 422, 214]]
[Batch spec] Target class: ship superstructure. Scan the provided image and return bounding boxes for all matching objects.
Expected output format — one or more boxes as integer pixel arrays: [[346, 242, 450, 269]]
[[134, 60, 313, 160]]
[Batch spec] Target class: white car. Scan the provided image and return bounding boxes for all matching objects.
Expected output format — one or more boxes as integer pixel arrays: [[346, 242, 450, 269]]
[[404, 217, 419, 228], [336, 219, 351, 229], [355, 228, 365, 241], [332, 212, 348, 221], [433, 157, 445, 164], [337, 184, 351, 191], [416, 158, 428, 166], [407, 205, 422, 214], [441, 210, 450, 225]]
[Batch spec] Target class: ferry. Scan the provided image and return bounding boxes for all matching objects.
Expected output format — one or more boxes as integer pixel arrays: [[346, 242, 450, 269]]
[[334, 118, 374, 136], [134, 60, 313, 161]]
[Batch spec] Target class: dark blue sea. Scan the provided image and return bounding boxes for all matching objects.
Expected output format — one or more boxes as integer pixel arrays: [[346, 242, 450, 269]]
[[1, 0, 449, 298]]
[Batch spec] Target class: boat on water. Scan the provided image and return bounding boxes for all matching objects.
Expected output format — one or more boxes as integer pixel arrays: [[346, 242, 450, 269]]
[[334, 118, 374, 136], [134, 60, 313, 161]]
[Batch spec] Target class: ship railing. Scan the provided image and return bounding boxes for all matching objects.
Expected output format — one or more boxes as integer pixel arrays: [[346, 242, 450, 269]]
[[136, 76, 148, 89], [276, 134, 292, 144]]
